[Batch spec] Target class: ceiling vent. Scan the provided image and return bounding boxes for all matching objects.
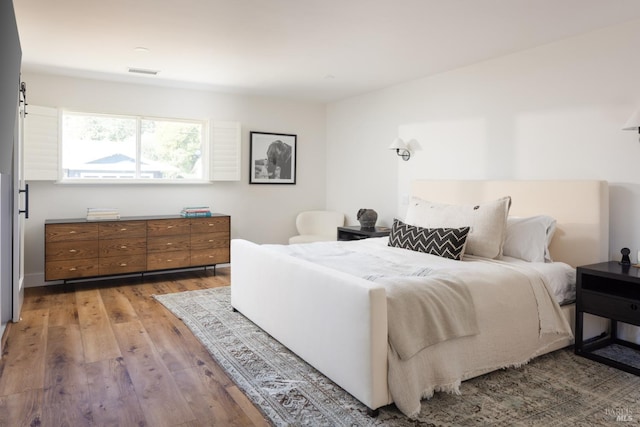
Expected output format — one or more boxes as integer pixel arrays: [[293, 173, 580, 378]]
[[127, 67, 159, 75]]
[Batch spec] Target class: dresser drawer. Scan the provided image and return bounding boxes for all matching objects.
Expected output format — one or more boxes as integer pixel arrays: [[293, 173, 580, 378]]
[[45, 223, 99, 242], [99, 221, 146, 239], [190, 248, 230, 266], [190, 232, 229, 250], [581, 291, 640, 326], [45, 259, 99, 280], [99, 255, 147, 275], [99, 237, 146, 257], [46, 240, 99, 261], [147, 251, 191, 271], [190, 217, 230, 234], [147, 235, 191, 253], [147, 219, 190, 237]]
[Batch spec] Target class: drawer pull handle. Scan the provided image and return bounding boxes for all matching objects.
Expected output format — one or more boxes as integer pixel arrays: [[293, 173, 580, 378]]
[[631, 304, 638, 311], [208, 239, 214, 242], [120, 245, 127, 249], [69, 249, 77, 253], [69, 231, 77, 234], [208, 224, 214, 226], [166, 242, 173, 246], [69, 267, 77, 271], [167, 259, 173, 262], [120, 228, 127, 231], [120, 263, 127, 267], [167, 225, 174, 229]]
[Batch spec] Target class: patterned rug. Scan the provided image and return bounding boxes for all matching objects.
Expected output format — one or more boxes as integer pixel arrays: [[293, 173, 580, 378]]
[[154, 287, 640, 426]]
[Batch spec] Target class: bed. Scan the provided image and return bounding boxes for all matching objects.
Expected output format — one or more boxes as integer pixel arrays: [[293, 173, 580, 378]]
[[230, 180, 609, 417]]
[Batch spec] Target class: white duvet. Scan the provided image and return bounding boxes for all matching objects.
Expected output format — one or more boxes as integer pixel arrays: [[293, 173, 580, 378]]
[[278, 237, 577, 305], [273, 237, 574, 416]]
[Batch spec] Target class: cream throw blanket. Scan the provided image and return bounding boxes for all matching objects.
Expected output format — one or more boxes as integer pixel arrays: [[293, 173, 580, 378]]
[[379, 274, 478, 360], [387, 256, 573, 417]]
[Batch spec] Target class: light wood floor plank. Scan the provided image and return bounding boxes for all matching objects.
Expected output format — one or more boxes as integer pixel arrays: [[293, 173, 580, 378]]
[[0, 389, 43, 427], [172, 364, 253, 426], [0, 309, 49, 396], [226, 385, 272, 427], [0, 268, 269, 426], [99, 285, 139, 324], [85, 357, 147, 426], [112, 320, 197, 426], [44, 324, 87, 388], [46, 285, 80, 327], [76, 288, 122, 363], [42, 383, 93, 427]]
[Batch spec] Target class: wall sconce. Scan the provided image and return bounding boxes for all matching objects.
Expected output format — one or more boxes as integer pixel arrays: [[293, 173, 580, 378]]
[[389, 137, 411, 161], [622, 108, 640, 142]]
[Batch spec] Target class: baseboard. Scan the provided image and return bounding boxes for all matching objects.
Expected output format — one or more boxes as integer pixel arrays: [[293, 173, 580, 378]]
[[25, 272, 59, 288]]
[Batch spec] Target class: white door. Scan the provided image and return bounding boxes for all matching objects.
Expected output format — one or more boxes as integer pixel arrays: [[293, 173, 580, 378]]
[[12, 81, 27, 322]]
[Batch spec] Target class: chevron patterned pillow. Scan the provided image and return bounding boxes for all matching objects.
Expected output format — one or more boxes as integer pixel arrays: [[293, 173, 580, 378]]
[[388, 218, 470, 260]]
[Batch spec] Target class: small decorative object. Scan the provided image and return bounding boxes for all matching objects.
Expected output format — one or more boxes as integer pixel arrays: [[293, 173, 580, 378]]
[[620, 247, 631, 265], [250, 131, 297, 184], [357, 209, 378, 229], [181, 206, 212, 218]]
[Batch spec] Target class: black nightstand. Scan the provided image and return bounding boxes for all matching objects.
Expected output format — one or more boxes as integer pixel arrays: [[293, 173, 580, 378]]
[[337, 226, 390, 241], [575, 261, 640, 375]]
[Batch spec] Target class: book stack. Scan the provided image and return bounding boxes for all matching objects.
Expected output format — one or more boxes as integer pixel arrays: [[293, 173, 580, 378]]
[[181, 206, 212, 218], [86, 207, 120, 221]]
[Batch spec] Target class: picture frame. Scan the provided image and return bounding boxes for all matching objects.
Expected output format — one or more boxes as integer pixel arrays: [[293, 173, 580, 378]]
[[249, 131, 297, 184]]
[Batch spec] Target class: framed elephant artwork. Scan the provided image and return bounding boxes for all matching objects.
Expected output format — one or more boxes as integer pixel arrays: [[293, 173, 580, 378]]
[[249, 131, 297, 184]]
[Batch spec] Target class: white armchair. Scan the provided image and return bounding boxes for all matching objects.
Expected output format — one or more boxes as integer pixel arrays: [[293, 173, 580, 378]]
[[289, 210, 345, 244]]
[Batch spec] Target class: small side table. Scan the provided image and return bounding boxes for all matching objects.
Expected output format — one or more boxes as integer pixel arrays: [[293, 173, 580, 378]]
[[575, 261, 640, 375], [337, 226, 390, 241]]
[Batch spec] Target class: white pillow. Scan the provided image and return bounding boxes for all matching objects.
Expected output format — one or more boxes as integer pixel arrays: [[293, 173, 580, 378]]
[[502, 215, 557, 263], [404, 196, 511, 259]]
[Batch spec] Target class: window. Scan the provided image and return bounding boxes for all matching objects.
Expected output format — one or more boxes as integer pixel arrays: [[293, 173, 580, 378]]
[[61, 111, 207, 182]]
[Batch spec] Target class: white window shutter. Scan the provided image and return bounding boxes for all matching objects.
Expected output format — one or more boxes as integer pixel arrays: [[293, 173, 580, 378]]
[[24, 105, 59, 181], [211, 121, 241, 181]]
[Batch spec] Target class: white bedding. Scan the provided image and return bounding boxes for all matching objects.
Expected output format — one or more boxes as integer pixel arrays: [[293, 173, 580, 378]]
[[499, 255, 576, 305], [267, 237, 574, 416], [277, 237, 577, 305]]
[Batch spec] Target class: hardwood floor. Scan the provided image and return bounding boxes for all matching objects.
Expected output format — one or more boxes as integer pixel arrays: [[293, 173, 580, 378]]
[[0, 268, 270, 427]]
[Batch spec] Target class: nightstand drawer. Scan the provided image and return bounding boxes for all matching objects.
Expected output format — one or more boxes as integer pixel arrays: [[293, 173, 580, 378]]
[[581, 291, 640, 326]]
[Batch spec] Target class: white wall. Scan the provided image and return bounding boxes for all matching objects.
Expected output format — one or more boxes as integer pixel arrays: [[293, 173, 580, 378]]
[[327, 18, 640, 263], [23, 73, 327, 286]]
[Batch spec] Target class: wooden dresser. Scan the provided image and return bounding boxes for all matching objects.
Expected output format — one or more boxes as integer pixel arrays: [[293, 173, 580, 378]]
[[45, 214, 230, 281]]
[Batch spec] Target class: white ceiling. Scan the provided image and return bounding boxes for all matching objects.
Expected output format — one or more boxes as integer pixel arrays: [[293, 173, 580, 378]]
[[13, 0, 640, 103]]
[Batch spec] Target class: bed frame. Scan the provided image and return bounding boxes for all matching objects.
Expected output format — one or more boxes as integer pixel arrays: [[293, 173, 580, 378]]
[[230, 180, 609, 412]]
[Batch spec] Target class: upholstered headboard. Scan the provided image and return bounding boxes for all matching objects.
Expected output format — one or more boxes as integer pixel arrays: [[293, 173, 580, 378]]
[[410, 180, 609, 267]]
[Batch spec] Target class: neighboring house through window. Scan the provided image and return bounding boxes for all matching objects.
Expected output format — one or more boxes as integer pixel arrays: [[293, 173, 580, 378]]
[[61, 112, 207, 182]]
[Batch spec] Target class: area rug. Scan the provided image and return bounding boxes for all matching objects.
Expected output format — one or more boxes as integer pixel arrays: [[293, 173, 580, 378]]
[[154, 287, 640, 426]]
